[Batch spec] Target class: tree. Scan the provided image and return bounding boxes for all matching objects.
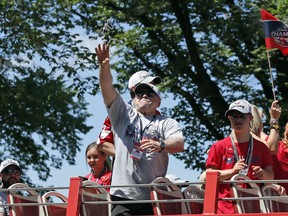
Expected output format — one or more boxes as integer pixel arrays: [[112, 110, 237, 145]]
[[1, 0, 287, 179], [0, 0, 95, 182]]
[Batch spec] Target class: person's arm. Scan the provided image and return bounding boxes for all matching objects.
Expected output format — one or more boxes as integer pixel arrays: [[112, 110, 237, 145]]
[[98, 142, 115, 157], [263, 100, 281, 154], [140, 137, 184, 153], [95, 43, 118, 107], [161, 137, 184, 153], [206, 167, 237, 181], [206, 158, 247, 181], [262, 129, 279, 155], [97, 117, 115, 157]]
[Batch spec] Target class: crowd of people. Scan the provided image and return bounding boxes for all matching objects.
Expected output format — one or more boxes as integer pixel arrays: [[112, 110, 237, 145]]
[[94, 43, 287, 215], [0, 43, 287, 216]]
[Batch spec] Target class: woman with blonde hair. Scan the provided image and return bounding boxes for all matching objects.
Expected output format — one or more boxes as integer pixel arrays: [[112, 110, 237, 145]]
[[250, 100, 286, 194], [250, 100, 281, 154]]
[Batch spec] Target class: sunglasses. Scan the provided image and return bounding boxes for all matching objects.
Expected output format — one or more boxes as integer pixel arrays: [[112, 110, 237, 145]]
[[229, 114, 248, 120], [2, 169, 21, 176], [135, 91, 156, 98]]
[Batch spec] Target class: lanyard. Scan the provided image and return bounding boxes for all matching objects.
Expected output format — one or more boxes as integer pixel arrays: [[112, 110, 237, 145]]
[[139, 114, 156, 140], [230, 133, 254, 168]]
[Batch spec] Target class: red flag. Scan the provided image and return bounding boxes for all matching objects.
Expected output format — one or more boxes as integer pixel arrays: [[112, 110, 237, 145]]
[[261, 9, 288, 56]]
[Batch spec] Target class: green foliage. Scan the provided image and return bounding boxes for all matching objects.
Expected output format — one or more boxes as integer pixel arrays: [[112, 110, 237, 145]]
[[0, 0, 95, 182], [1, 0, 287, 179], [0, 65, 92, 181]]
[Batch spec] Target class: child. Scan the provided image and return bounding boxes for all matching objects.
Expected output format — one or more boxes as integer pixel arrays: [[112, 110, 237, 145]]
[[85, 142, 112, 192]]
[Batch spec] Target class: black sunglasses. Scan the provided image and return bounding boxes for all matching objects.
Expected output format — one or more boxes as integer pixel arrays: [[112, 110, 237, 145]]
[[135, 91, 156, 98], [2, 169, 21, 176]]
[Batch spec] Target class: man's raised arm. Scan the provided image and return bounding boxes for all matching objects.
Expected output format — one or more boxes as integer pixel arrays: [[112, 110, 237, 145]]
[[95, 43, 118, 107]]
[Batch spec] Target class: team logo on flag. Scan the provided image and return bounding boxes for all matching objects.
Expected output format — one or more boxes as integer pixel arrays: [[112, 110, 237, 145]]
[[271, 25, 288, 47]]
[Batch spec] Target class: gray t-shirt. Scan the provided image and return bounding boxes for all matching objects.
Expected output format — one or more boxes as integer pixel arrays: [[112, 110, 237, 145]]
[[108, 94, 183, 200]]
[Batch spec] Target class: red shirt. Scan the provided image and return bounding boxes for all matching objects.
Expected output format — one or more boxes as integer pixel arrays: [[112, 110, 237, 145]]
[[97, 117, 114, 145], [272, 140, 288, 192], [85, 168, 112, 192], [206, 136, 272, 214]]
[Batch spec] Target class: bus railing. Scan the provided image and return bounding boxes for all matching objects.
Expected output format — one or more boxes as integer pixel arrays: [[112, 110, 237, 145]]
[[2, 170, 288, 216]]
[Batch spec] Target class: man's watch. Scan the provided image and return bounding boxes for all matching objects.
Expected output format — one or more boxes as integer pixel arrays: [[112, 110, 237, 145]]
[[159, 140, 165, 153]]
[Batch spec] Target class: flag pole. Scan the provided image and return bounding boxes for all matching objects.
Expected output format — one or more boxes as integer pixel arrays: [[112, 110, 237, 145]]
[[266, 50, 276, 101]]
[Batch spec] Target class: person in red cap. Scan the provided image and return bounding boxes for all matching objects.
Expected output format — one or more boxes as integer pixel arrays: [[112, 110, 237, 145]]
[[0, 159, 22, 216], [205, 99, 274, 214]]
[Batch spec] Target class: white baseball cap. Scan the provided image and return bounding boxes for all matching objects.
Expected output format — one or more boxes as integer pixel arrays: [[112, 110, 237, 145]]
[[165, 174, 189, 184], [0, 159, 20, 173], [225, 99, 252, 117], [128, 70, 161, 89]]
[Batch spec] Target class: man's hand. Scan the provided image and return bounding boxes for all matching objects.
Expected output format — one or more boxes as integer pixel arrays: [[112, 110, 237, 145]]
[[95, 43, 117, 107], [95, 43, 110, 66], [140, 139, 161, 153]]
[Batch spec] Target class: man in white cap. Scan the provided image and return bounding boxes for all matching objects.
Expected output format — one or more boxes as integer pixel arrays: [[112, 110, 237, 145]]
[[205, 99, 274, 214], [128, 70, 161, 90], [95, 43, 184, 216], [97, 71, 161, 157], [0, 159, 22, 216]]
